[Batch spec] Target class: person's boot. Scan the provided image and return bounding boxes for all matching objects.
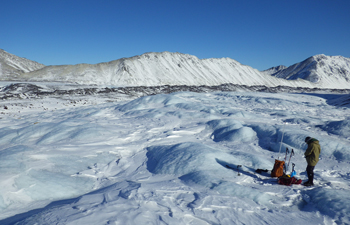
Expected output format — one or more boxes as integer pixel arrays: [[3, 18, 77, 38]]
[[303, 180, 310, 186], [304, 173, 314, 186], [303, 182, 313, 186]]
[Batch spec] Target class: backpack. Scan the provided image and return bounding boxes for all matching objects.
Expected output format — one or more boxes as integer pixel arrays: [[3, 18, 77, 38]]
[[271, 159, 285, 177]]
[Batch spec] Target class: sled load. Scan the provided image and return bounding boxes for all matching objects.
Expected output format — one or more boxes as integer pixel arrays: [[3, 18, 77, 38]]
[[277, 175, 302, 186], [271, 147, 302, 186]]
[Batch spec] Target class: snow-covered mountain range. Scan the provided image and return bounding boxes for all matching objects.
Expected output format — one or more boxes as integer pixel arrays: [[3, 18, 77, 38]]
[[1, 49, 350, 89]]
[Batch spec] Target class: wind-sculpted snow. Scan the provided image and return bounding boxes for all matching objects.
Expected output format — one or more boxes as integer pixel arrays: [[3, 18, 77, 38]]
[[1, 90, 350, 224], [212, 126, 257, 142], [147, 142, 275, 207], [306, 188, 350, 224], [147, 142, 225, 176]]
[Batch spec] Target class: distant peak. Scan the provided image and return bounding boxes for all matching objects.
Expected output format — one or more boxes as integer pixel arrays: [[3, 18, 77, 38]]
[[310, 54, 327, 61], [274, 65, 287, 70], [309, 54, 350, 62], [262, 65, 287, 74]]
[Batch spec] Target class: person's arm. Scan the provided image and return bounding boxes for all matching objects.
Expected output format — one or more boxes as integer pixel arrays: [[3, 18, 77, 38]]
[[304, 144, 313, 158]]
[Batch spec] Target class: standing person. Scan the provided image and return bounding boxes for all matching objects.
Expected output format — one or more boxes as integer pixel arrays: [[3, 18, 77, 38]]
[[304, 136, 321, 186]]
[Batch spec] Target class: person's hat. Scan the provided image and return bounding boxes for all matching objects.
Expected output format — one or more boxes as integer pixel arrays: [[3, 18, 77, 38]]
[[305, 136, 311, 143]]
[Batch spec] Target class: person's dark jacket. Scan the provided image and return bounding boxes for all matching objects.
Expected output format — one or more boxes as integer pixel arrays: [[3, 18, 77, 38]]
[[305, 138, 321, 166]]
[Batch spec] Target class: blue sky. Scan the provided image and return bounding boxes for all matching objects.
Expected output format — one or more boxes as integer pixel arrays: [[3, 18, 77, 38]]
[[2, 0, 350, 70]]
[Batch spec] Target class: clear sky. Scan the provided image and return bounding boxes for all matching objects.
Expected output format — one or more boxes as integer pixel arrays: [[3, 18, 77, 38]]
[[1, 0, 350, 71]]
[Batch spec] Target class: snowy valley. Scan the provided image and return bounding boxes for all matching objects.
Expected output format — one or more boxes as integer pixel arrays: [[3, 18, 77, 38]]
[[0, 50, 350, 224]]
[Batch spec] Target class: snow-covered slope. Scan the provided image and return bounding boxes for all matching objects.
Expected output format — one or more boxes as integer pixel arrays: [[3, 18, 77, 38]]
[[269, 54, 350, 89], [1, 52, 317, 88], [0, 49, 45, 79]]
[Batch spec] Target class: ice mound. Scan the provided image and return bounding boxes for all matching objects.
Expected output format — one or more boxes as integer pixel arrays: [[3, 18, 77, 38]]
[[146, 142, 268, 178], [146, 142, 227, 175], [146, 142, 276, 206], [206, 119, 257, 142], [213, 126, 257, 142], [319, 119, 350, 138], [206, 119, 243, 130]]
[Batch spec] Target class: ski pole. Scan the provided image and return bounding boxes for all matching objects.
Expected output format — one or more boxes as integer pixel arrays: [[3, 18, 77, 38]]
[[286, 149, 294, 173], [284, 148, 289, 161], [284, 148, 289, 173], [287, 149, 294, 167]]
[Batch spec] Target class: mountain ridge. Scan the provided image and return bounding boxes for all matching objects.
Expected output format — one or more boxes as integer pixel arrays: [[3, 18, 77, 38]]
[[1, 50, 350, 89]]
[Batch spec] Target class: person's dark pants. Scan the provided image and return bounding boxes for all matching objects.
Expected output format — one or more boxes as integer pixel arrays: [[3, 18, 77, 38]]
[[306, 165, 315, 184]]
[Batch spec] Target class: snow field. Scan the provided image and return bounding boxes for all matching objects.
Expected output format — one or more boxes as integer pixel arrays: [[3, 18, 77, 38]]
[[0, 91, 350, 224]]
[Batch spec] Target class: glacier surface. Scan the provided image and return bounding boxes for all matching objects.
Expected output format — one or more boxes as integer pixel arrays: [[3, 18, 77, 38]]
[[0, 84, 350, 224]]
